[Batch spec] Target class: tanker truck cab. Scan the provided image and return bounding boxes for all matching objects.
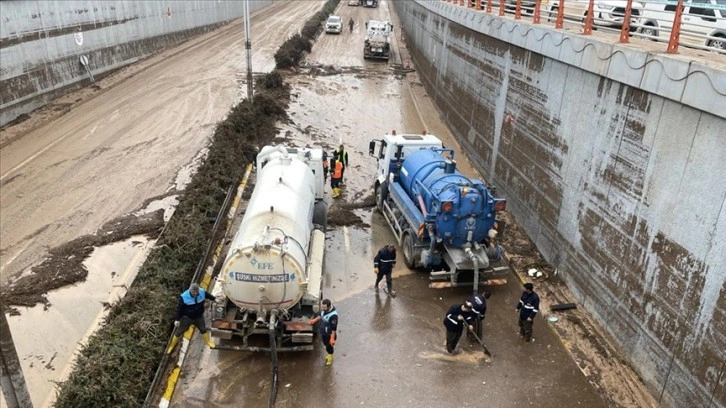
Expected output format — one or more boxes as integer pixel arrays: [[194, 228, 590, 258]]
[[369, 132, 507, 290], [210, 145, 327, 351], [369, 132, 444, 187]]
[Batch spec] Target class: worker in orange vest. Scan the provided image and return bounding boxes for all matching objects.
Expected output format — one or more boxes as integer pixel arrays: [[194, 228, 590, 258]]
[[330, 152, 344, 198]]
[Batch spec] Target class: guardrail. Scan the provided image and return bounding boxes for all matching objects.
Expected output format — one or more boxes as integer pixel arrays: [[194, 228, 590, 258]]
[[443, 0, 726, 55]]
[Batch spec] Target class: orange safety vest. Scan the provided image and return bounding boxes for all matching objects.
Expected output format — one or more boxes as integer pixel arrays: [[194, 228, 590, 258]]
[[332, 161, 343, 178]]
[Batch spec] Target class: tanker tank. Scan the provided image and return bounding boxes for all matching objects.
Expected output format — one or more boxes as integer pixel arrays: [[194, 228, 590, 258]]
[[211, 145, 326, 351], [398, 148, 493, 247], [220, 150, 315, 311]]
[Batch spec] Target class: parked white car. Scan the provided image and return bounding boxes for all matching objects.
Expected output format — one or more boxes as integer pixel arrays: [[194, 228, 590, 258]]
[[541, 0, 645, 28], [637, 0, 726, 50], [326, 16, 343, 34]]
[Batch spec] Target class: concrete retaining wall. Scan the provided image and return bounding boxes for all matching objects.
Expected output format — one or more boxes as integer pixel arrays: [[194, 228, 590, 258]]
[[393, 1, 726, 407], [0, 0, 273, 127]]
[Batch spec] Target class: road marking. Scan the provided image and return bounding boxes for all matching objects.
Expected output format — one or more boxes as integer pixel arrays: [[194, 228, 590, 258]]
[[0, 240, 33, 274], [1, 131, 72, 181], [343, 225, 350, 253]]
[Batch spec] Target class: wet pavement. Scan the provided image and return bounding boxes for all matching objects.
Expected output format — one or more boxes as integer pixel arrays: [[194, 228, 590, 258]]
[[169, 1, 608, 407]]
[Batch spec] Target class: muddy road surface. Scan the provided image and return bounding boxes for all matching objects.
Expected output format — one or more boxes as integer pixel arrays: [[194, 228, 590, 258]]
[[0, 2, 323, 406], [168, 2, 608, 408]]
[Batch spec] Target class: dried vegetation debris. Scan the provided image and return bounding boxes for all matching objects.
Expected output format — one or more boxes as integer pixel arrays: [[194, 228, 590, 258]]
[[327, 191, 376, 229]]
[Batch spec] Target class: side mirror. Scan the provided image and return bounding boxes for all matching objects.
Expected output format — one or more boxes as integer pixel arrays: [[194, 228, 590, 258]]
[[368, 140, 376, 156]]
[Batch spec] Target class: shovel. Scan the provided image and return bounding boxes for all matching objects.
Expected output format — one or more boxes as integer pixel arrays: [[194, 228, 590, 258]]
[[465, 323, 492, 358]]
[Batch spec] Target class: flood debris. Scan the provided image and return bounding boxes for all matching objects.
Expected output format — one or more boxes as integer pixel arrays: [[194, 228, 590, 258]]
[[0, 210, 165, 313], [327, 192, 375, 229], [551, 303, 577, 312]]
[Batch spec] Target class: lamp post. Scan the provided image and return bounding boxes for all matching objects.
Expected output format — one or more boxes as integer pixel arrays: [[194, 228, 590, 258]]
[[243, 0, 253, 101]]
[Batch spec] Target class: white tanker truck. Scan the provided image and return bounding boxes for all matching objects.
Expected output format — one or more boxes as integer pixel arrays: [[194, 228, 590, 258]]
[[210, 145, 327, 351]]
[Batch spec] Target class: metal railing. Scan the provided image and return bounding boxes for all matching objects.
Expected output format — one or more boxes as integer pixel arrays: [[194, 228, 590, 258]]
[[443, 0, 726, 55]]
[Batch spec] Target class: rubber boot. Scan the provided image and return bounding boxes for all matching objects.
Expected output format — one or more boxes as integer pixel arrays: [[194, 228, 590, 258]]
[[325, 353, 334, 366], [202, 332, 216, 349], [333, 188, 340, 198], [166, 335, 181, 354]]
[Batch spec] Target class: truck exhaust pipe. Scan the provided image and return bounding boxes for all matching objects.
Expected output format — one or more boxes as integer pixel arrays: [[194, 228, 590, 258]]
[[464, 245, 480, 293]]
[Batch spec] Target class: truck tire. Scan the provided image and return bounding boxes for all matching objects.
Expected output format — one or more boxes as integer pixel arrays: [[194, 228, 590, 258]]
[[402, 232, 416, 269], [313, 200, 328, 232], [375, 182, 388, 212]]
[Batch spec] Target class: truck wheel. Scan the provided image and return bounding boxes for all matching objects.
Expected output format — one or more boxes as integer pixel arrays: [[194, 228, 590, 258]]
[[375, 182, 388, 212], [402, 232, 416, 269], [313, 200, 328, 232]]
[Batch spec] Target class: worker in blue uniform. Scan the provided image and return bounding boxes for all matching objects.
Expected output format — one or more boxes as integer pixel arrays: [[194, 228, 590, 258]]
[[465, 290, 490, 339], [516, 282, 540, 342], [443, 302, 473, 354], [374, 244, 397, 296], [309, 299, 338, 366], [166, 283, 216, 354]]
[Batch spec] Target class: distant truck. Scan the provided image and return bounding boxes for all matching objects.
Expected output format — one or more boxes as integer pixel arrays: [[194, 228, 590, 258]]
[[369, 131, 507, 289], [364, 20, 393, 60], [362, 0, 378, 7]]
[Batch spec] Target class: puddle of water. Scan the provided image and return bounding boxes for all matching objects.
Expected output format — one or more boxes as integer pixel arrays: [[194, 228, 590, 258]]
[[419, 349, 487, 364], [171, 148, 208, 192], [4, 236, 153, 408], [137, 194, 179, 222]]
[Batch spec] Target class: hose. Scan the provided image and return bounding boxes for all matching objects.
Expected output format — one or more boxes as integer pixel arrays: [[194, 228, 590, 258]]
[[268, 312, 279, 408]]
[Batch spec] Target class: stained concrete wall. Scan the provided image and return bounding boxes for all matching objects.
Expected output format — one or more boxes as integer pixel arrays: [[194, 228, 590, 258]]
[[393, 1, 726, 407], [0, 0, 273, 127]]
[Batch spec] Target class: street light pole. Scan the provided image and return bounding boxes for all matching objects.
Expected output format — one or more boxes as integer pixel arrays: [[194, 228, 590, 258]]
[[243, 0, 253, 101]]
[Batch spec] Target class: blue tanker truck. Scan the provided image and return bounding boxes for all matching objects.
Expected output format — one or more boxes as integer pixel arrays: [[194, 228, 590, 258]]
[[369, 131, 507, 289]]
